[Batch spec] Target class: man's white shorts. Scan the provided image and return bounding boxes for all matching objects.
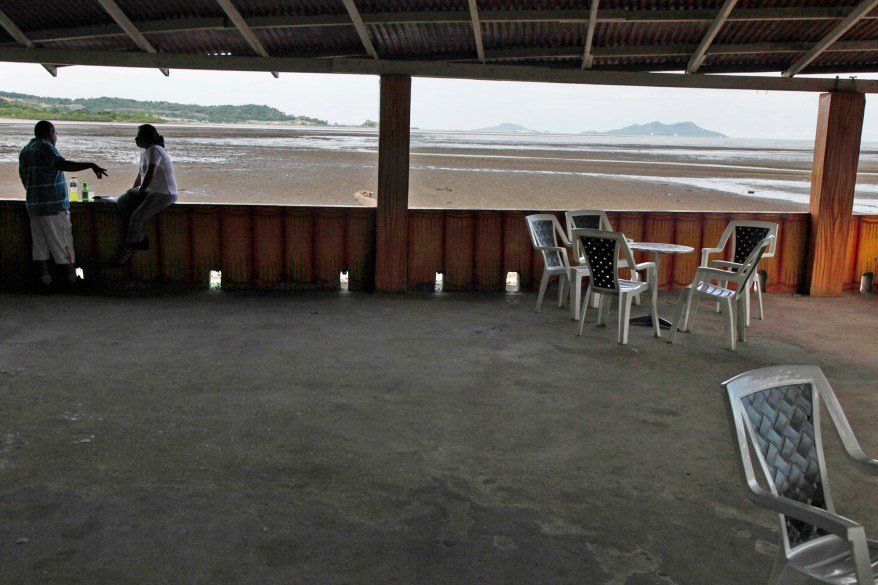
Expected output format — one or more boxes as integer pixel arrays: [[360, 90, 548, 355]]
[[30, 210, 75, 265]]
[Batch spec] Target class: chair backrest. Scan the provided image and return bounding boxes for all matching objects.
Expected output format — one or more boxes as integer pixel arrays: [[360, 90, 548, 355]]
[[724, 220, 779, 263], [571, 228, 635, 292], [733, 236, 772, 294], [693, 236, 774, 299], [525, 214, 568, 269], [565, 210, 613, 240], [723, 365, 836, 554]]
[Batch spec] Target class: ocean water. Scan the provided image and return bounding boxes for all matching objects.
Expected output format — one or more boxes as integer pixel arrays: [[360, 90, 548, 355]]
[[3, 121, 878, 212]]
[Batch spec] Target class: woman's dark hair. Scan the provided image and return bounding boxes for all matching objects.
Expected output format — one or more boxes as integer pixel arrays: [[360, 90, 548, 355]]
[[138, 124, 165, 148]]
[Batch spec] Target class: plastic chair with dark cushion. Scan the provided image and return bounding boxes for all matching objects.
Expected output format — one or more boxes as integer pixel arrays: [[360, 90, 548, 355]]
[[722, 365, 878, 585], [525, 214, 589, 314], [565, 209, 640, 316], [572, 228, 659, 345], [702, 220, 778, 325], [670, 236, 772, 351]]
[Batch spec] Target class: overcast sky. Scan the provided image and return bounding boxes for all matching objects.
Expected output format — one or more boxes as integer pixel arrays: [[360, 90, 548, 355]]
[[3, 61, 878, 141]]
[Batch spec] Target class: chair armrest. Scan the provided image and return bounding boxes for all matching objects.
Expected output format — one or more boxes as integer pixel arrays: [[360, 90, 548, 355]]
[[746, 485, 865, 542], [700, 246, 724, 266], [633, 262, 655, 272], [746, 484, 876, 584], [536, 246, 566, 253], [693, 266, 740, 284], [708, 260, 743, 272]]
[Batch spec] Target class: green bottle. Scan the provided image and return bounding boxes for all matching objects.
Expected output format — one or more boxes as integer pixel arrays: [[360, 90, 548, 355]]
[[81, 181, 89, 201]]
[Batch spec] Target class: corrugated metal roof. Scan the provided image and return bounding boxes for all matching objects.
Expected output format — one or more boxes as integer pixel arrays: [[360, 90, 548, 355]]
[[3, 0, 878, 88]]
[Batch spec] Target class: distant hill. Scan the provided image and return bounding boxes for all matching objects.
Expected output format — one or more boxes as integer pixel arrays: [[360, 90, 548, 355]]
[[0, 91, 328, 125], [600, 121, 726, 138], [472, 123, 539, 133]]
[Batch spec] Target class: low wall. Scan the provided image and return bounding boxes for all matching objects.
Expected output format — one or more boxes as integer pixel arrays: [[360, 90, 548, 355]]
[[2, 200, 877, 294]]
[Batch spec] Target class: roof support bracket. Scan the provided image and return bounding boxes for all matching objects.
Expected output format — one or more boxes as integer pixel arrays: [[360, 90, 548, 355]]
[[96, 0, 170, 76], [468, 0, 486, 63], [342, 0, 378, 59], [783, 0, 878, 77], [582, 0, 600, 69], [215, 0, 279, 77], [0, 8, 57, 76], [687, 0, 739, 73]]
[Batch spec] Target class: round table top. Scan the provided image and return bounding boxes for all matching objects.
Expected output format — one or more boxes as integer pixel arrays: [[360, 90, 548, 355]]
[[629, 242, 694, 254]]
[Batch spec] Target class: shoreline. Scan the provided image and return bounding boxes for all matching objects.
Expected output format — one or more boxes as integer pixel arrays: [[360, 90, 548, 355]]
[[3, 121, 877, 213]]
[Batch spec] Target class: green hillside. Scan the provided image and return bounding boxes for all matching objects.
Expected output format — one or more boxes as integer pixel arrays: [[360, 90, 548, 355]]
[[0, 91, 328, 125]]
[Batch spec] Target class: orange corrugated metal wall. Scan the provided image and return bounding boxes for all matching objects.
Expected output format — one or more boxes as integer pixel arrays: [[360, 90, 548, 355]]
[[3, 201, 878, 295]]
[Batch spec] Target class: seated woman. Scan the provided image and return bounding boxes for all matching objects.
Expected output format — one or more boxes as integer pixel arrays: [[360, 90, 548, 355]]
[[115, 124, 178, 264]]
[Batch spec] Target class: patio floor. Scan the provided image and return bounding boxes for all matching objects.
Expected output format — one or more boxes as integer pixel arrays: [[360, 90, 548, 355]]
[[1, 286, 876, 585]]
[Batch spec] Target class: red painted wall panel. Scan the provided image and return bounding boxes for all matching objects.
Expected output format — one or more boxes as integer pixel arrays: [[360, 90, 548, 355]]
[[642, 212, 675, 288], [475, 211, 504, 291], [407, 210, 444, 290], [284, 208, 314, 286], [158, 206, 191, 284], [0, 202, 30, 289], [221, 206, 254, 287], [314, 208, 345, 288], [503, 211, 532, 291], [855, 216, 878, 292], [672, 213, 703, 288], [253, 207, 284, 288], [191, 205, 221, 288], [776, 214, 809, 293], [444, 211, 474, 291], [345, 208, 375, 292]]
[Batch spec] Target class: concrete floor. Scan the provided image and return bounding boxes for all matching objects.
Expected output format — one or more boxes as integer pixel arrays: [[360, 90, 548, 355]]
[[1, 286, 876, 585]]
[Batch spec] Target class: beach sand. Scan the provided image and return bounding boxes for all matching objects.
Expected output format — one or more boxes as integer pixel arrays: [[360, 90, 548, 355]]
[[3, 122, 877, 212]]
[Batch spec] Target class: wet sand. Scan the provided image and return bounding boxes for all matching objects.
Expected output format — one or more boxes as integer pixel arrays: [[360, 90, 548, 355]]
[[3, 121, 877, 212]]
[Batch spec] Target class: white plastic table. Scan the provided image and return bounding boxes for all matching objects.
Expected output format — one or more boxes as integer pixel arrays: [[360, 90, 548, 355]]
[[628, 242, 695, 328]]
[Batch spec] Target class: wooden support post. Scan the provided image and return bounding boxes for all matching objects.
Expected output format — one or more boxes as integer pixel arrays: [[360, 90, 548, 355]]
[[807, 91, 865, 296], [375, 74, 411, 292]]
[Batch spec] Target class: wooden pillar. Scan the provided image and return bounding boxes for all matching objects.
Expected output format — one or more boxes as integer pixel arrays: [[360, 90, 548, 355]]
[[807, 91, 865, 296], [375, 74, 411, 292]]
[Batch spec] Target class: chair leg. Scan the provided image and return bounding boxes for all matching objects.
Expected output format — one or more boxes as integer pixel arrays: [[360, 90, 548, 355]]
[[684, 295, 701, 332], [721, 299, 736, 350], [570, 271, 582, 321], [535, 272, 551, 313], [715, 279, 729, 313], [577, 287, 592, 336], [597, 293, 610, 327], [618, 293, 634, 344], [754, 278, 764, 320], [558, 273, 569, 308], [737, 296, 748, 342], [647, 288, 661, 339], [743, 285, 752, 327], [668, 288, 691, 343]]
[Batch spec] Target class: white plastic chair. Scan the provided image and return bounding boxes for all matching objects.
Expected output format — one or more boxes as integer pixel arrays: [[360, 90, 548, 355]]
[[571, 228, 659, 345], [669, 236, 772, 351], [722, 365, 878, 585], [525, 214, 589, 315], [701, 220, 778, 325], [565, 210, 641, 315]]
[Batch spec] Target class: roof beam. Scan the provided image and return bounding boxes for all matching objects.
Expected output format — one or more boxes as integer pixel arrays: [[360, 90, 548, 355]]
[[215, 0, 278, 78], [783, 0, 878, 77], [687, 0, 738, 74], [14, 7, 872, 46], [468, 0, 485, 63], [96, 0, 169, 76], [581, 0, 599, 69], [0, 8, 56, 76], [3, 46, 878, 94], [341, 0, 378, 59]]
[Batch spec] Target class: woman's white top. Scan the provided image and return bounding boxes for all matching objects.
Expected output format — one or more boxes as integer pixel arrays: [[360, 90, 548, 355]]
[[140, 144, 178, 195]]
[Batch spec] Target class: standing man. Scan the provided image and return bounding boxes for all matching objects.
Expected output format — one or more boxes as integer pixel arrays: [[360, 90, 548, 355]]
[[19, 120, 108, 289]]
